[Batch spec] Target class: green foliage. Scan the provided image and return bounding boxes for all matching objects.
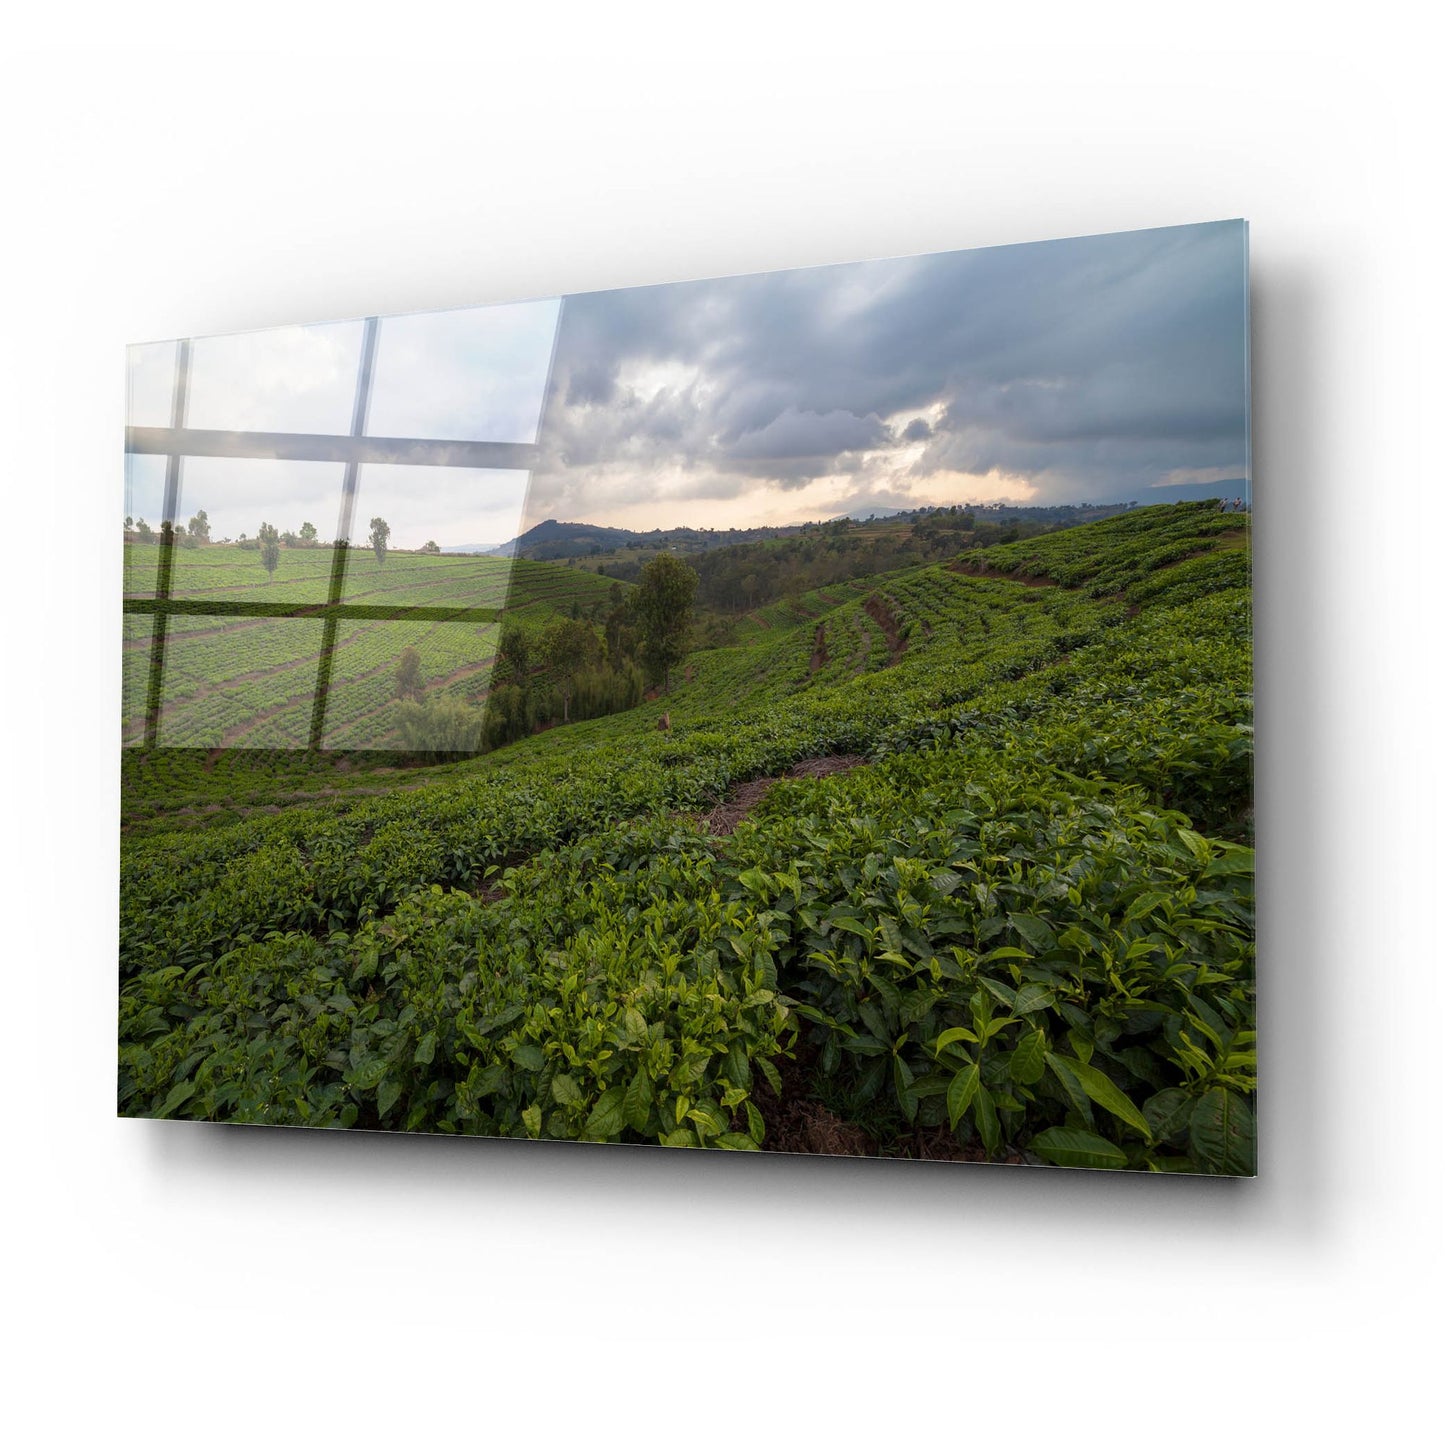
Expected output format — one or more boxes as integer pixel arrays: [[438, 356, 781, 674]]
[[119, 819, 793, 1143], [369, 516, 390, 566], [496, 625, 531, 685], [481, 683, 533, 750], [543, 617, 603, 722], [120, 502, 1255, 1170], [391, 697, 483, 755], [604, 590, 640, 666], [636, 553, 698, 692], [394, 646, 424, 702], [186, 509, 210, 542], [725, 746, 1254, 1173], [257, 521, 280, 577], [566, 663, 645, 722], [961, 500, 1247, 600]]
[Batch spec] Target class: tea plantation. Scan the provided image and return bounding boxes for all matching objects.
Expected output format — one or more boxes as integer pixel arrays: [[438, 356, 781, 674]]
[[123, 547, 621, 748], [119, 502, 1254, 1172]]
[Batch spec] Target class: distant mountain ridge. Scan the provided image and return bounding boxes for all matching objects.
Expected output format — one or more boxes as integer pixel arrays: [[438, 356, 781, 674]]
[[482, 483, 1249, 561], [479, 517, 820, 562]]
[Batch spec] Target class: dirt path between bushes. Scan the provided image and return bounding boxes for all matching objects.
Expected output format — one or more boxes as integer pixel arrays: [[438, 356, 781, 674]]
[[808, 622, 828, 674], [700, 753, 869, 835], [862, 593, 906, 664]]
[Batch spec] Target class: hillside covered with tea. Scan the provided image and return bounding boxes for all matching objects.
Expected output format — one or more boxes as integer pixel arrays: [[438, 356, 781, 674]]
[[119, 501, 1254, 1173]]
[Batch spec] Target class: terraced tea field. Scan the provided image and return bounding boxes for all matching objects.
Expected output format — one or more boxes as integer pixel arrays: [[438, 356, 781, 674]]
[[122, 546, 621, 748], [120, 503, 1255, 1172]]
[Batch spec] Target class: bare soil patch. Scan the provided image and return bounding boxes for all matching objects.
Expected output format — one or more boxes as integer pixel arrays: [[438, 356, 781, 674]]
[[862, 593, 906, 664], [752, 1049, 871, 1156], [701, 777, 778, 836], [808, 621, 828, 674], [701, 753, 868, 835], [948, 560, 1059, 587], [752, 1045, 1024, 1162]]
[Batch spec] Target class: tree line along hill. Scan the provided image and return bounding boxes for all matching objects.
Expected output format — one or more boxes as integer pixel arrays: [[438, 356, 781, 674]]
[[490, 502, 1141, 616]]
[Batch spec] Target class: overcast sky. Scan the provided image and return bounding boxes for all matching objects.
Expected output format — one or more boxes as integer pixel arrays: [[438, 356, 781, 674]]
[[526, 220, 1249, 532], [127, 221, 1248, 547]]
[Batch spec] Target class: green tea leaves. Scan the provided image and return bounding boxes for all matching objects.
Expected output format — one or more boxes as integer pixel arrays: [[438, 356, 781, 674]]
[[1030, 1128, 1128, 1169], [583, 1086, 629, 1141], [1189, 1088, 1256, 1175], [947, 1063, 980, 1130], [1048, 1053, 1151, 1138]]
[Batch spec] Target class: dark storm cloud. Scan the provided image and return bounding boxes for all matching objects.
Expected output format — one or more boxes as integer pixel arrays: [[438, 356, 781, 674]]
[[525, 220, 1248, 518], [726, 407, 891, 461]]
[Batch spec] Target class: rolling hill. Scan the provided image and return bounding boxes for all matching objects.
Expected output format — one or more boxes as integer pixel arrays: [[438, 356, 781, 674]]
[[118, 501, 1255, 1173]]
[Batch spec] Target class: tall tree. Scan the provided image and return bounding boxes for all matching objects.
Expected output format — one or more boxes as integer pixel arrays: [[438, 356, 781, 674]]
[[543, 617, 602, 723], [298, 521, 318, 546], [604, 592, 638, 668], [420, 539, 441, 555], [369, 516, 390, 566], [635, 552, 697, 694], [186, 508, 210, 542], [258, 521, 280, 576], [496, 625, 531, 685], [394, 645, 424, 701]]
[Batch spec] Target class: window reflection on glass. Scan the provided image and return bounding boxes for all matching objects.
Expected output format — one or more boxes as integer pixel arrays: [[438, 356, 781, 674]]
[[320, 620, 502, 749], [366, 299, 560, 443], [124, 299, 562, 753], [339, 464, 530, 603], [126, 340, 178, 429], [155, 618, 327, 748], [123, 454, 170, 597], [158, 457, 349, 604], [120, 617, 153, 747], [186, 320, 364, 435]]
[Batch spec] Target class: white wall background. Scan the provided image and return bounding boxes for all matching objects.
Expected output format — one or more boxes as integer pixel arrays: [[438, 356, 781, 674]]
[[3, 5, 1438, 1438]]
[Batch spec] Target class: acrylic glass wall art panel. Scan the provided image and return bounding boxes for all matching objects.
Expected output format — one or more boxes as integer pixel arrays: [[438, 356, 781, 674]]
[[120, 221, 1254, 1173]]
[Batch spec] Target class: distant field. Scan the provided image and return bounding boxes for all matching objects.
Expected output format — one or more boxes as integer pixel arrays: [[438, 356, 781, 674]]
[[122, 544, 623, 748]]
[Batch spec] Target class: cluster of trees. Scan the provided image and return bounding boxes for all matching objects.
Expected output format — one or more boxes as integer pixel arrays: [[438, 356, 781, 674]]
[[124, 510, 218, 547], [597, 506, 1130, 615], [124, 508, 461, 572], [125, 511, 337, 552], [390, 554, 698, 756], [235, 521, 311, 576], [232, 516, 392, 576]]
